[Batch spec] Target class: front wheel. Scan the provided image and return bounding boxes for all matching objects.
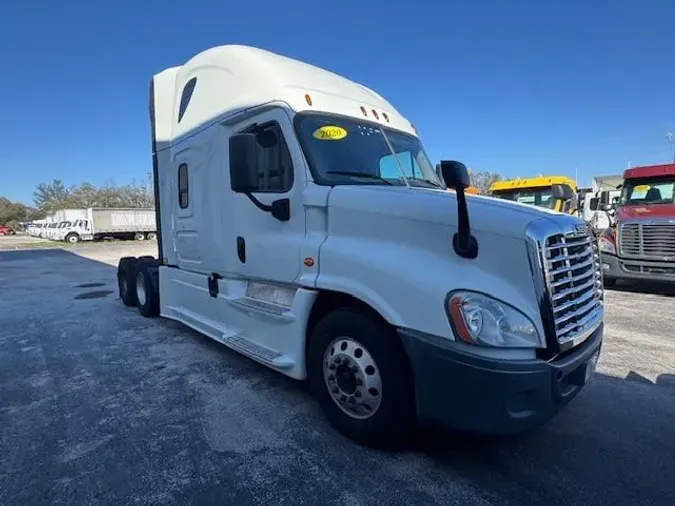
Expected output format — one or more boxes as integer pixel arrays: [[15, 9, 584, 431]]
[[65, 233, 80, 244], [308, 308, 415, 449]]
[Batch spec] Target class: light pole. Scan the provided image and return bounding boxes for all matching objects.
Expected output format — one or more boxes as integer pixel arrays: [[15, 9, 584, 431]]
[[668, 132, 675, 163]]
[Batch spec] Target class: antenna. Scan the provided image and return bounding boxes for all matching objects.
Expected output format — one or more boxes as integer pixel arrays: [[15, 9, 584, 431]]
[[668, 132, 675, 163]]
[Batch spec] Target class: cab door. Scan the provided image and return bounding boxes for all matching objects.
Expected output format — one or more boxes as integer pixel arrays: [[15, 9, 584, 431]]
[[229, 109, 306, 285]]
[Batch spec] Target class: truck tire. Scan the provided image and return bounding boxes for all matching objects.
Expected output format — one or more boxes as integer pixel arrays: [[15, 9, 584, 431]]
[[65, 233, 80, 244], [308, 308, 415, 449], [117, 257, 138, 306], [146, 232, 157, 241], [135, 259, 160, 317], [134, 233, 145, 241]]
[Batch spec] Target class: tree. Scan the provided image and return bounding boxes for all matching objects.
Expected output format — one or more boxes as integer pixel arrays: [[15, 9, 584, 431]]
[[32, 178, 154, 213], [470, 171, 502, 195], [0, 197, 41, 228], [33, 179, 71, 213]]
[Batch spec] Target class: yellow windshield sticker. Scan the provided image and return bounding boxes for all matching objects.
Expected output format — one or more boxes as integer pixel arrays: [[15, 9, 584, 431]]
[[634, 184, 650, 192], [313, 125, 347, 141]]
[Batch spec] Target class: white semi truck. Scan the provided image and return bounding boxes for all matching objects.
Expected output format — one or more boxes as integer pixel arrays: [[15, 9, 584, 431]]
[[54, 208, 156, 243], [117, 45, 604, 447]]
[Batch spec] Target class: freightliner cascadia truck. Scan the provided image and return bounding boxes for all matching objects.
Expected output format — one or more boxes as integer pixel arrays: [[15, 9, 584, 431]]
[[600, 163, 675, 286], [116, 45, 604, 448]]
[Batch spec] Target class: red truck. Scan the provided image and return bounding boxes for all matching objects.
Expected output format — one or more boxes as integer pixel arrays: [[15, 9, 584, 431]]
[[599, 162, 675, 285], [0, 225, 14, 236]]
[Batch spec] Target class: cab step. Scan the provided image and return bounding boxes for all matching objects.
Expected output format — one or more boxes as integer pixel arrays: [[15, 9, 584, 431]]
[[228, 296, 295, 322], [222, 333, 295, 370]]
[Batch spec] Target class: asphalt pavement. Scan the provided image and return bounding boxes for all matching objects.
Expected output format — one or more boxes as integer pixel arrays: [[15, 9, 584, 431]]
[[0, 244, 673, 505]]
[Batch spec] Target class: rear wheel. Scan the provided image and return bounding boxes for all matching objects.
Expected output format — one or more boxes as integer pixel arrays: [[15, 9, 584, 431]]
[[134, 233, 146, 241], [117, 257, 138, 306], [146, 232, 157, 241], [135, 260, 159, 317], [308, 308, 415, 449]]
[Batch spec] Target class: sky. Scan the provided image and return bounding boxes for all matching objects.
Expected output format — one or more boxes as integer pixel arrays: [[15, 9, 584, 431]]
[[1, 0, 674, 204]]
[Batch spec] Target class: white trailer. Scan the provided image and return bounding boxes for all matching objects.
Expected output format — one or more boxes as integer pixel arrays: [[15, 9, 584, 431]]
[[117, 45, 604, 448], [55, 208, 156, 243], [579, 174, 623, 230]]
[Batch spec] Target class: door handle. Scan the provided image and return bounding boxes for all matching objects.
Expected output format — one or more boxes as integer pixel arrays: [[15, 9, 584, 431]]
[[237, 237, 246, 263]]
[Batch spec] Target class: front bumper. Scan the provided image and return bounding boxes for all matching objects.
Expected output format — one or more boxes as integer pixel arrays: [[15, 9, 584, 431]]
[[398, 324, 603, 435], [602, 253, 675, 283]]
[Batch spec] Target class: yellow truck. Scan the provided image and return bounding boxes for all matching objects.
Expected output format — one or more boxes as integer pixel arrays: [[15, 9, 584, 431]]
[[489, 176, 577, 214]]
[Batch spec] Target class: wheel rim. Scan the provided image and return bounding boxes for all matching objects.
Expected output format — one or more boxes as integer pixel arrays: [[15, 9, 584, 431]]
[[136, 272, 146, 305], [323, 337, 382, 420], [68, 236, 77, 243]]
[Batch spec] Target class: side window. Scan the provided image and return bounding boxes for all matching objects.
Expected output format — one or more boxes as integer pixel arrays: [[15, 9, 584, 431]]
[[178, 78, 197, 123], [379, 151, 420, 179], [178, 163, 189, 208], [240, 122, 294, 192]]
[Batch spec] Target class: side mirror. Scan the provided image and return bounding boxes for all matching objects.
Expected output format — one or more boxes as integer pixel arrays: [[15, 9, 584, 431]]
[[229, 133, 259, 193], [439, 160, 477, 259], [228, 132, 290, 222], [600, 203, 613, 212], [551, 183, 575, 201], [439, 160, 470, 190]]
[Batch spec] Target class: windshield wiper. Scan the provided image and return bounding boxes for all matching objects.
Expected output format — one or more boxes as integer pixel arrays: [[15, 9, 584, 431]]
[[406, 177, 444, 189], [326, 171, 392, 185]]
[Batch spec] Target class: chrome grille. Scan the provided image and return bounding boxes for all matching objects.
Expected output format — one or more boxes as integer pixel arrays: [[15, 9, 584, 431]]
[[543, 229, 603, 345], [643, 223, 675, 257], [618, 223, 640, 256], [620, 222, 675, 259]]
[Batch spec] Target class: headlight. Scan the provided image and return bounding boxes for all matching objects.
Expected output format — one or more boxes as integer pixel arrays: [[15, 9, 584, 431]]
[[446, 291, 542, 348], [598, 234, 616, 255]]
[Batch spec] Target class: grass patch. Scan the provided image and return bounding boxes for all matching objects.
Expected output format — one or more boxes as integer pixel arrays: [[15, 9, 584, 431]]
[[0, 239, 140, 251]]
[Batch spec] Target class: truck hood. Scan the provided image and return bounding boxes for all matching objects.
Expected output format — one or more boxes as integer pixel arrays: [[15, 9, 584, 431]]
[[327, 185, 570, 238], [616, 203, 675, 220]]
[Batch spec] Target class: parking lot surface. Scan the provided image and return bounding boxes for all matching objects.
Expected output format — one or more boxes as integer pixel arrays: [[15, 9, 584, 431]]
[[0, 241, 674, 505]]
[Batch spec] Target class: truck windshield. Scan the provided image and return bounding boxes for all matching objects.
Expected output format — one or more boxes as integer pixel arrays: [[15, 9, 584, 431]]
[[294, 113, 442, 188], [492, 187, 554, 208], [621, 178, 675, 205]]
